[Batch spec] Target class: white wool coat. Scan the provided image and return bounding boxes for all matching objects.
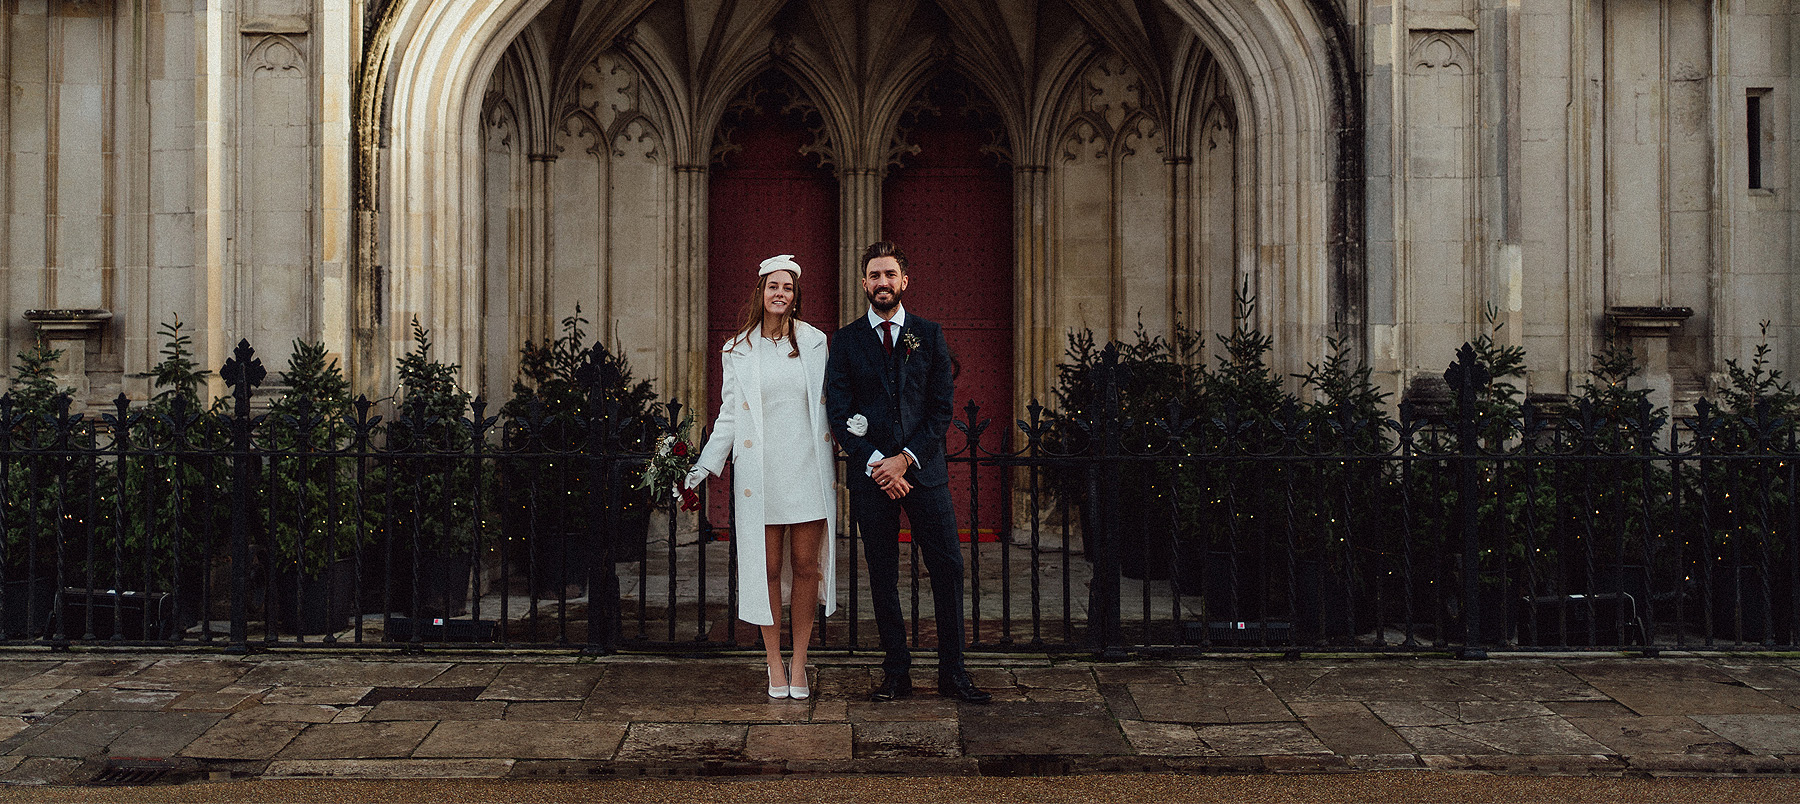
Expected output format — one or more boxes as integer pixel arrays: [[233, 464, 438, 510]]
[[693, 321, 838, 626]]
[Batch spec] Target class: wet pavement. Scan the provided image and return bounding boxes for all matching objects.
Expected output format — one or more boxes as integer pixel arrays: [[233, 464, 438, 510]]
[[0, 651, 1793, 788]]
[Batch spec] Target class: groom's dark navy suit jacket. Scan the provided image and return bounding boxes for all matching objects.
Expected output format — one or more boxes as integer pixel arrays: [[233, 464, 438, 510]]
[[825, 314, 955, 488]]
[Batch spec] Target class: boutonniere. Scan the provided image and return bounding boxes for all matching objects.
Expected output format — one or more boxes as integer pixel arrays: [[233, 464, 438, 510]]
[[901, 331, 922, 361]]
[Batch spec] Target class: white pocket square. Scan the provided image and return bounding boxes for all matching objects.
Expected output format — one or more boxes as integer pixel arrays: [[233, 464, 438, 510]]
[[846, 414, 868, 437]]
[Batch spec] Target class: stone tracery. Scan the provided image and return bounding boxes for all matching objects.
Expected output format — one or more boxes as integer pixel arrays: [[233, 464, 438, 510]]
[[465, 0, 1261, 413]]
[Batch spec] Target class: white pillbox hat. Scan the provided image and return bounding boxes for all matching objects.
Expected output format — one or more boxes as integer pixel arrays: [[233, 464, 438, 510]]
[[758, 254, 801, 277]]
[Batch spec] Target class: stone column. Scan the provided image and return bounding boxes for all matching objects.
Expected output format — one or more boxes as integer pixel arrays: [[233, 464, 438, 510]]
[[1166, 155, 1194, 332], [527, 153, 557, 346], [672, 163, 709, 412], [318, 0, 356, 358], [1012, 162, 1050, 538], [1013, 164, 1051, 410], [0, 13, 10, 369], [838, 166, 882, 323]]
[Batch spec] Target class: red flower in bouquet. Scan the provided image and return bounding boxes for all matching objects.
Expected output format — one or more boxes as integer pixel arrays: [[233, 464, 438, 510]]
[[638, 416, 698, 512]]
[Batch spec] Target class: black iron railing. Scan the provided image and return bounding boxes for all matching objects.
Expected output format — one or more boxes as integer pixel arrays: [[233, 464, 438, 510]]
[[0, 339, 1793, 656]]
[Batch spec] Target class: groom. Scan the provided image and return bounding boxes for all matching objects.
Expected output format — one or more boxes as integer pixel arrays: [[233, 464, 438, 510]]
[[827, 241, 989, 704]]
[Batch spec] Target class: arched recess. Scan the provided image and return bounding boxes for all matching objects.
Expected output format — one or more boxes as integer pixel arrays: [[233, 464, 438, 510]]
[[1015, 0, 1357, 385], [480, 92, 525, 407], [701, 69, 839, 530], [357, 0, 1357, 403], [705, 69, 840, 358], [1150, 0, 1360, 367], [358, 0, 561, 395], [882, 70, 1014, 531], [1048, 49, 1169, 341], [547, 49, 674, 393], [1175, 44, 1242, 346]]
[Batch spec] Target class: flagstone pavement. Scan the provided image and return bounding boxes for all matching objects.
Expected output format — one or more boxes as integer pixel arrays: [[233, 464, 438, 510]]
[[0, 651, 1794, 785]]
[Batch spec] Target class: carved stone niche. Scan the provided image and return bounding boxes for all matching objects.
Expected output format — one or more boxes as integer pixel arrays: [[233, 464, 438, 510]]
[[1603, 306, 1693, 415], [23, 309, 112, 402], [1604, 306, 1694, 339]]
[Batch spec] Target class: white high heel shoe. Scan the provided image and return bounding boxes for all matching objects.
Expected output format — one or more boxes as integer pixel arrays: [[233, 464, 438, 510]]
[[788, 665, 810, 700], [767, 665, 789, 699]]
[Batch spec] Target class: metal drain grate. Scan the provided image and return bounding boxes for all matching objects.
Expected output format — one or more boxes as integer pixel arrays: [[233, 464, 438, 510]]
[[90, 758, 174, 786], [357, 686, 485, 705]]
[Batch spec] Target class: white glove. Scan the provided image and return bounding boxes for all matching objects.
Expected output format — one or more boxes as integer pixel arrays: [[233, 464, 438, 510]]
[[846, 414, 868, 437], [683, 466, 709, 490]]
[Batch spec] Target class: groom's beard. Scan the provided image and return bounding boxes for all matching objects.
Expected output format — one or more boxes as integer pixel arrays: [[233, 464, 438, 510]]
[[867, 287, 903, 313]]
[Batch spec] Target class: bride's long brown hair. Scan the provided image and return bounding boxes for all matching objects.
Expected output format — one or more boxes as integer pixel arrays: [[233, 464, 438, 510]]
[[727, 269, 803, 358]]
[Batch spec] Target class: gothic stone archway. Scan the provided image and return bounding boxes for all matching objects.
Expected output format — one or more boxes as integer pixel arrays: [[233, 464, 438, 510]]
[[359, 0, 1358, 419]]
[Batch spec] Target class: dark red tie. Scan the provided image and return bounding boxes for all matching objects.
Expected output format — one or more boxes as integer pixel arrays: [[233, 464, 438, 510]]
[[880, 321, 894, 355]]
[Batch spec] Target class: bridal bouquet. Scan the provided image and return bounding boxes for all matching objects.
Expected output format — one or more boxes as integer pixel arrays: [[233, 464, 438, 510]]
[[638, 416, 701, 512]]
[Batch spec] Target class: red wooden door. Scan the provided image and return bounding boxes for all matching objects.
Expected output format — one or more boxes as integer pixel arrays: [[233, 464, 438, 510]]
[[881, 74, 1014, 541], [706, 72, 839, 532]]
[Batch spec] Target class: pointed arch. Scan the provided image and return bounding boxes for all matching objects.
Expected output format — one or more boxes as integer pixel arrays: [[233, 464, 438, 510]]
[[359, 0, 1358, 402]]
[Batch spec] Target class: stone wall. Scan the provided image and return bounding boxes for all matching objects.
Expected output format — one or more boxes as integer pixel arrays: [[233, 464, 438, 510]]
[[0, 0, 1793, 420]]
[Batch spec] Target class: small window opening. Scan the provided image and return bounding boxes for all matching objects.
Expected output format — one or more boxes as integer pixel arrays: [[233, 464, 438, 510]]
[[1748, 89, 1771, 191]]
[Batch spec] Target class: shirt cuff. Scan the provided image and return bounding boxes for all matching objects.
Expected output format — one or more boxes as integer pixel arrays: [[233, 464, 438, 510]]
[[901, 448, 919, 468], [865, 450, 884, 477]]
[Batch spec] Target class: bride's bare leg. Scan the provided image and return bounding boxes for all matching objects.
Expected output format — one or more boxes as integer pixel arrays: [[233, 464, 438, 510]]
[[762, 524, 788, 690], [786, 519, 825, 691]]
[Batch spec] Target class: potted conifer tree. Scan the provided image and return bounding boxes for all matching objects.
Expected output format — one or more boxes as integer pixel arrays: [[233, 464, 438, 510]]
[[265, 340, 374, 635]]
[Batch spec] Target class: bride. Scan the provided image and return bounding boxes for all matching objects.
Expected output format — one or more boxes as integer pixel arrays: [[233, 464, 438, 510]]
[[686, 255, 837, 700]]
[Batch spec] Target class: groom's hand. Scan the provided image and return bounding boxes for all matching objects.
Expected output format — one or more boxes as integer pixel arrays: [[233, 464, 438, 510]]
[[870, 454, 909, 486], [882, 476, 912, 500], [871, 455, 912, 499]]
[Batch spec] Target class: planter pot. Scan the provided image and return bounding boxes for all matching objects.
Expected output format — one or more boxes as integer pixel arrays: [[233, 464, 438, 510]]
[[610, 501, 652, 565], [528, 502, 650, 597], [373, 550, 475, 618], [529, 529, 589, 599], [508, 487, 652, 598], [1175, 550, 1261, 620], [412, 553, 473, 617], [1077, 484, 1176, 582], [1707, 564, 1791, 644], [0, 577, 56, 638], [1293, 558, 1359, 642], [1448, 585, 1514, 647], [275, 558, 359, 636], [1117, 504, 1175, 582]]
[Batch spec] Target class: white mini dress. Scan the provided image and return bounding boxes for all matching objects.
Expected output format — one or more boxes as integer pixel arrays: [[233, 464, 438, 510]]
[[756, 336, 831, 525]]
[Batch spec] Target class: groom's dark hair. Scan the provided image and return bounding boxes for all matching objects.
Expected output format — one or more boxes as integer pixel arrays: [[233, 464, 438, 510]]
[[860, 240, 909, 274]]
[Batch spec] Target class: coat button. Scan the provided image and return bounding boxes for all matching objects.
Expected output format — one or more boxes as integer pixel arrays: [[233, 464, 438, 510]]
[[743, 402, 750, 410], [744, 439, 753, 448], [744, 489, 752, 497]]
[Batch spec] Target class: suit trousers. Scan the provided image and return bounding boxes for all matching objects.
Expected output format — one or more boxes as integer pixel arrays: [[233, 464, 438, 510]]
[[850, 477, 965, 676]]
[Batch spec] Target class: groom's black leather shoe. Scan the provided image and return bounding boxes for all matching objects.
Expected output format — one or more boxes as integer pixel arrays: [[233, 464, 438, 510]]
[[937, 672, 992, 704], [871, 673, 914, 702]]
